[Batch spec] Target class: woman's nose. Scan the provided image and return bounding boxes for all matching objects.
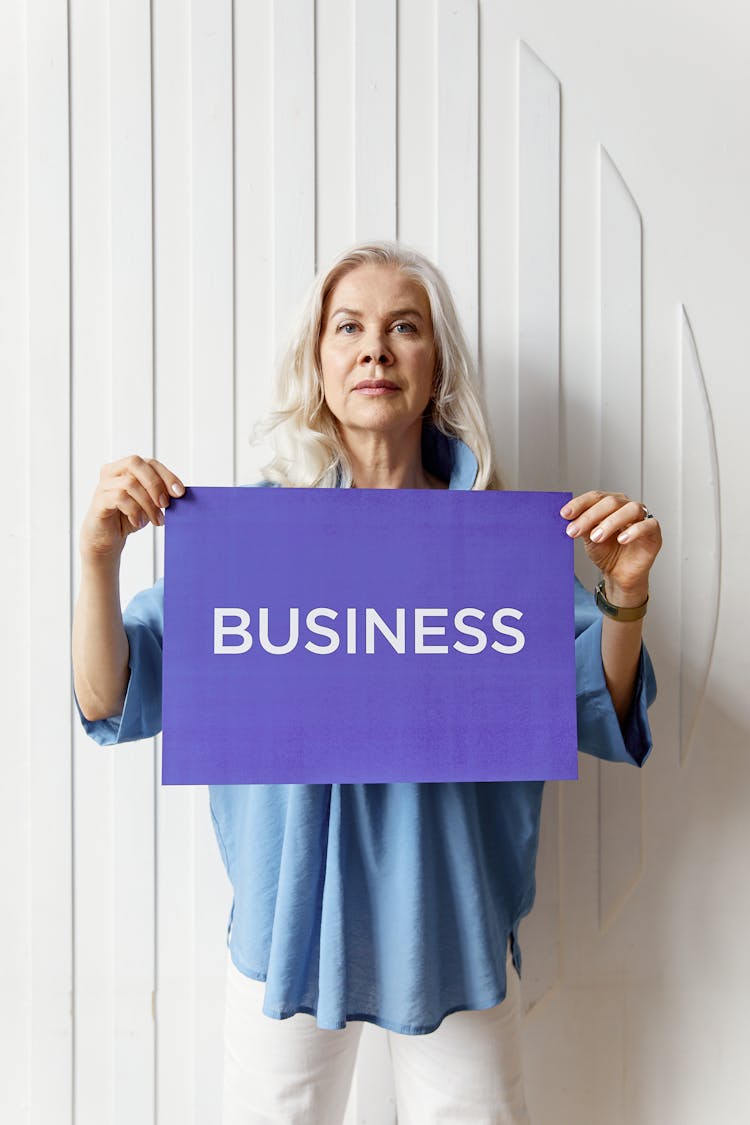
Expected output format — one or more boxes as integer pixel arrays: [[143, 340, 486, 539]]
[[358, 332, 393, 366]]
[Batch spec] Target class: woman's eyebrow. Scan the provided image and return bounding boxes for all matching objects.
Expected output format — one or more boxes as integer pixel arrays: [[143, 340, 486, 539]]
[[329, 306, 425, 320]]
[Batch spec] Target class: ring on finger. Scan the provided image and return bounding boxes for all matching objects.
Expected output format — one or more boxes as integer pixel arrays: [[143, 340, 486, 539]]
[[641, 503, 655, 520]]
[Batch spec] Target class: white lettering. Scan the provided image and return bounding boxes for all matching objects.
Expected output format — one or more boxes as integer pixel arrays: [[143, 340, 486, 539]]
[[365, 608, 406, 654], [258, 607, 300, 654], [452, 608, 487, 654], [346, 607, 357, 654], [491, 608, 525, 654], [305, 608, 340, 654], [214, 608, 252, 654], [414, 608, 449, 654]]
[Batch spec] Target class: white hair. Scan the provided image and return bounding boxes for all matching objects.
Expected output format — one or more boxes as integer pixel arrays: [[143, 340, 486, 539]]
[[255, 241, 500, 489]]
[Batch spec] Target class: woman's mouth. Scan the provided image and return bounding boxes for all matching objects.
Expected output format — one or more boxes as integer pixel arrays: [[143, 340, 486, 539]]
[[354, 380, 400, 396]]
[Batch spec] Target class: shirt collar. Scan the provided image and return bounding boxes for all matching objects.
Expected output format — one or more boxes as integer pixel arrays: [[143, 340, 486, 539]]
[[421, 423, 479, 491], [335, 424, 479, 491]]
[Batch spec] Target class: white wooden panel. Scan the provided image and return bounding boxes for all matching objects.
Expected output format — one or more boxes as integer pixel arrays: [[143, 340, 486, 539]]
[[234, 0, 274, 485], [190, 3, 236, 1120], [70, 1, 117, 1119], [679, 306, 721, 762], [0, 3, 31, 1118], [316, 0, 354, 267], [26, 5, 74, 1115], [151, 3, 197, 1121], [191, 0, 235, 486], [517, 41, 560, 490], [598, 146, 643, 931], [397, 0, 435, 256], [477, 15, 517, 483], [354, 0, 396, 241], [436, 0, 479, 362], [272, 0, 315, 342], [515, 40, 561, 1014], [108, 4, 156, 1119]]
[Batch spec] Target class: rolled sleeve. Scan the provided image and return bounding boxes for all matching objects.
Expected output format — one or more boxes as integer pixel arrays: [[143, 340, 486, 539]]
[[574, 579, 657, 767], [74, 578, 164, 746]]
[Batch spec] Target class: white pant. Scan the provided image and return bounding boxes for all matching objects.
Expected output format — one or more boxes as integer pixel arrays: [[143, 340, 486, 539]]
[[222, 950, 530, 1124]]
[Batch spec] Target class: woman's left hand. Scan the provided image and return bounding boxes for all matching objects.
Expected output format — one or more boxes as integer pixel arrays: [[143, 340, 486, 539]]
[[560, 491, 662, 601]]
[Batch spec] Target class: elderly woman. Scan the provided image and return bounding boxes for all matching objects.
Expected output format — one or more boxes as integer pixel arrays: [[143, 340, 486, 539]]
[[73, 242, 661, 1124]]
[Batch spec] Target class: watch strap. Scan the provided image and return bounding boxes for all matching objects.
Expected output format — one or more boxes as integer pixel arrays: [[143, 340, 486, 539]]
[[594, 578, 648, 622]]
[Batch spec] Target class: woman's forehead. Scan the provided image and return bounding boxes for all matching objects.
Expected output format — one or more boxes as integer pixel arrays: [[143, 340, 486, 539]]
[[324, 263, 430, 316]]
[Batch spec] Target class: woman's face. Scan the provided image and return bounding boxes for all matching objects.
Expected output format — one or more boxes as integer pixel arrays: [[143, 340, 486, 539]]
[[318, 264, 436, 442]]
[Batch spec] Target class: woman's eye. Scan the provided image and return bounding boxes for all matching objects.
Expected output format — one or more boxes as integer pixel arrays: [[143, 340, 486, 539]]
[[393, 322, 416, 334], [337, 322, 358, 334]]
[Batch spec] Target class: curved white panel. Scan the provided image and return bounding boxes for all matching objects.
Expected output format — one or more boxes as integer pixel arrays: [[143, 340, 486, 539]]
[[354, 0, 396, 241], [597, 146, 644, 931], [679, 306, 721, 762], [517, 41, 560, 490], [437, 0, 479, 361]]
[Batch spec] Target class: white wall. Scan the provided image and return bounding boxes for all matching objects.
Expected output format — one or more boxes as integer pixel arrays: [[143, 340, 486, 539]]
[[3, 1, 748, 1122]]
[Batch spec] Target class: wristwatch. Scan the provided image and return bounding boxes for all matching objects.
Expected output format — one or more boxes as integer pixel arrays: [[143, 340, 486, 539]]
[[594, 578, 649, 622]]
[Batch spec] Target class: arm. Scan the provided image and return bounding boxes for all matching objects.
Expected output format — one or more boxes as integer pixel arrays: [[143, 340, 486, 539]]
[[562, 491, 662, 726], [72, 454, 184, 724]]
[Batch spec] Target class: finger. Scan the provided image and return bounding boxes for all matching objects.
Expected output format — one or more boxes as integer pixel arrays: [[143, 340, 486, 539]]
[[585, 499, 646, 543], [146, 458, 186, 503], [94, 486, 152, 532], [560, 491, 617, 519], [616, 516, 662, 547], [564, 493, 631, 538], [108, 456, 185, 516]]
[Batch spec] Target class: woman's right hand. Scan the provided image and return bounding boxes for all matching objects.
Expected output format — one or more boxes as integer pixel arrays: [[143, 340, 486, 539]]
[[80, 455, 186, 563]]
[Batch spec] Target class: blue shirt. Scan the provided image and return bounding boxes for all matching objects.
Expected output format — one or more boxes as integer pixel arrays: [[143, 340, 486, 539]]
[[75, 429, 656, 1034]]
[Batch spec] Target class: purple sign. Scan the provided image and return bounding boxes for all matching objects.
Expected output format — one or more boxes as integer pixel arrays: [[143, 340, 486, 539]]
[[162, 488, 578, 784]]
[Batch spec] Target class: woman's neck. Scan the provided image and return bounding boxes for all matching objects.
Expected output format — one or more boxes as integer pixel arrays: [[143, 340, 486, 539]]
[[342, 424, 445, 490]]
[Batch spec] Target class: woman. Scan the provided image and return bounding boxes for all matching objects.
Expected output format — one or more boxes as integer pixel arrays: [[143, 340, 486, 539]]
[[73, 241, 661, 1124]]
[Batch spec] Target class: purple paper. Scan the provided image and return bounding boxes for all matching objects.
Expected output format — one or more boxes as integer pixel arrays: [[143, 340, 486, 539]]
[[162, 488, 578, 784]]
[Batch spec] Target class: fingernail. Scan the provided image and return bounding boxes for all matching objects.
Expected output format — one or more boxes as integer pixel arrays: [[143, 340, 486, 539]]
[[159, 493, 168, 508], [171, 482, 184, 496], [617, 531, 630, 543], [560, 505, 572, 518], [566, 524, 578, 537], [590, 527, 603, 542], [156, 511, 164, 526]]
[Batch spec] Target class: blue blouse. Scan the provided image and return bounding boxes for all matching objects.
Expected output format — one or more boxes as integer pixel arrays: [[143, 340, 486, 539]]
[[75, 430, 656, 1034]]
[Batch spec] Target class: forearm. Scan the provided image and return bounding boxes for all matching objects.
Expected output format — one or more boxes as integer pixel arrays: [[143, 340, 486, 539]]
[[600, 577, 648, 723], [72, 556, 130, 721]]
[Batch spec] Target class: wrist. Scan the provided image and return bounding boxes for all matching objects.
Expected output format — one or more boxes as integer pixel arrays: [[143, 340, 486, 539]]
[[603, 577, 649, 608]]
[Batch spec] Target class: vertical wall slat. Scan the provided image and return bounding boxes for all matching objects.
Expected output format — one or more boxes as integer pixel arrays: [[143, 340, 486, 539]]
[[71, 0, 117, 1118], [354, 0, 396, 241], [517, 41, 560, 490], [151, 0, 197, 1118], [397, 0, 435, 256], [272, 0, 316, 341], [1, 4, 33, 1121], [436, 0, 479, 361], [597, 146, 644, 930], [108, 4, 156, 1120], [515, 40, 562, 1014], [190, 2, 237, 1120], [316, 0, 354, 267], [27, 5, 74, 1115], [234, 0, 274, 485]]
